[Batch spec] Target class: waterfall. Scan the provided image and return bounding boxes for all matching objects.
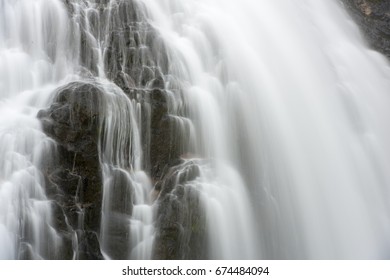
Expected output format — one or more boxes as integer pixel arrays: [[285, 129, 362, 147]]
[[0, 0, 73, 259], [140, 0, 390, 259], [0, 0, 156, 259], [1, 0, 390, 260]]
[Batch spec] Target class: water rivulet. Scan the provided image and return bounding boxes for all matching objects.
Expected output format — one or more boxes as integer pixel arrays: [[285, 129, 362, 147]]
[[1, 0, 390, 259]]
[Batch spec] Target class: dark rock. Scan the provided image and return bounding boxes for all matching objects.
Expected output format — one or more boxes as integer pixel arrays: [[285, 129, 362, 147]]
[[77, 231, 104, 260], [150, 75, 165, 89], [38, 82, 105, 259], [148, 89, 186, 180], [63, 0, 186, 180], [101, 212, 131, 259], [153, 160, 206, 260], [342, 0, 390, 58], [108, 169, 134, 215], [50, 201, 75, 259], [101, 169, 134, 259], [113, 72, 136, 92], [155, 160, 201, 195], [99, 0, 168, 90]]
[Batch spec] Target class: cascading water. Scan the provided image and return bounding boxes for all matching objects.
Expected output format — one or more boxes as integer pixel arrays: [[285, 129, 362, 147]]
[[41, 0, 158, 259], [140, 0, 390, 259], [70, 0, 158, 259], [0, 0, 156, 259], [1, 0, 390, 260], [0, 0, 74, 259]]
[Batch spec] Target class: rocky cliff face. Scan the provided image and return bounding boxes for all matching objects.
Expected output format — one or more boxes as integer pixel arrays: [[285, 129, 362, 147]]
[[342, 0, 390, 58], [38, 82, 105, 259], [36, 0, 201, 259]]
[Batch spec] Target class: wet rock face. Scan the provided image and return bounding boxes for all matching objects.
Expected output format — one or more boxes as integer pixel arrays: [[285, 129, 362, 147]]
[[63, 0, 168, 90], [38, 82, 104, 259], [149, 89, 182, 180], [153, 160, 207, 260], [101, 0, 168, 90], [39, 82, 103, 153], [102, 168, 134, 260], [342, 0, 390, 58], [97, 0, 181, 180], [66, 0, 182, 179], [39, 0, 189, 260]]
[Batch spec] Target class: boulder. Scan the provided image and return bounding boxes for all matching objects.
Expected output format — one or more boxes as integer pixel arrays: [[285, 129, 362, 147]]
[[38, 82, 105, 259]]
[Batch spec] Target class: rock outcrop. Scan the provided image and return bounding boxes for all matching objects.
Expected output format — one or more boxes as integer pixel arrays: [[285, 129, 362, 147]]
[[153, 160, 207, 260], [38, 0, 193, 260], [342, 0, 390, 58], [38, 82, 104, 259]]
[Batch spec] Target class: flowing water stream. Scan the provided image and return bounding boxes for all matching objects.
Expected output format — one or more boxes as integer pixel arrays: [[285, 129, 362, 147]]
[[141, 0, 390, 259], [1, 0, 390, 259]]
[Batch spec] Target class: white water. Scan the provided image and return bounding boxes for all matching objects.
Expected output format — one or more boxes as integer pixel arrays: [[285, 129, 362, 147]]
[[0, 0, 73, 259], [1, 0, 390, 259], [0, 0, 155, 259], [98, 81, 154, 259], [141, 0, 390, 259], [183, 160, 259, 259], [55, 0, 157, 259]]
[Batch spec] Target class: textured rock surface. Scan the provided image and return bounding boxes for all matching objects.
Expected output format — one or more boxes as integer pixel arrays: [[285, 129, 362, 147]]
[[153, 160, 207, 260], [342, 0, 390, 58], [149, 89, 182, 179], [66, 0, 183, 179], [38, 82, 104, 259], [38, 0, 191, 260], [101, 168, 134, 260]]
